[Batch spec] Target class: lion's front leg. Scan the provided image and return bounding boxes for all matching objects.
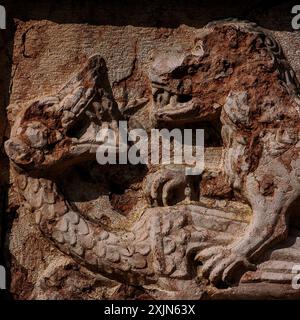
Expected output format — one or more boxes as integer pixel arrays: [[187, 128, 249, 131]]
[[196, 170, 292, 286]]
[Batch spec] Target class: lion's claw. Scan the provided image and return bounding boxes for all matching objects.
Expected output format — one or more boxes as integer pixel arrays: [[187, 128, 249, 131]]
[[196, 246, 256, 286]]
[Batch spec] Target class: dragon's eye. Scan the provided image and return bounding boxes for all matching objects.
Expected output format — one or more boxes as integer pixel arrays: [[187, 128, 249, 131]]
[[23, 122, 48, 149]]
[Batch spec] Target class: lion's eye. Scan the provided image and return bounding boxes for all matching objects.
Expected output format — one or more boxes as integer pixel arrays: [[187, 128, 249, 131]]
[[188, 66, 197, 74]]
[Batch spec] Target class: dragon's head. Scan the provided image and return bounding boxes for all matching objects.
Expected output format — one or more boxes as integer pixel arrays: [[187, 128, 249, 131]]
[[5, 55, 122, 174]]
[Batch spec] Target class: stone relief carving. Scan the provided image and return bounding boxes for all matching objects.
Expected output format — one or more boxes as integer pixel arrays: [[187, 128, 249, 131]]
[[5, 20, 300, 298]]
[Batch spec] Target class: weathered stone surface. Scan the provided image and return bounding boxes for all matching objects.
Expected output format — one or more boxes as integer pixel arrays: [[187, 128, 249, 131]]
[[2, 1, 300, 300]]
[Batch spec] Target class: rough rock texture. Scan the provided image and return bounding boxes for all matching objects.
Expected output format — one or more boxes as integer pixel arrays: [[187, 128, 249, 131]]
[[2, 0, 300, 300]]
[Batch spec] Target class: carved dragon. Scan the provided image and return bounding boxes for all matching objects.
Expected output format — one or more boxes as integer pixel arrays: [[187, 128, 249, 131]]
[[5, 20, 300, 291]]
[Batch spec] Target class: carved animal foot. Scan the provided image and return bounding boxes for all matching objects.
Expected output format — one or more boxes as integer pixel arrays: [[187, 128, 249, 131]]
[[195, 246, 256, 286], [144, 166, 198, 207]]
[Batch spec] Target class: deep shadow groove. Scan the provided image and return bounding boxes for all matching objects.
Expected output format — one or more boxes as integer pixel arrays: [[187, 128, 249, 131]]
[[3, 0, 296, 31], [0, 12, 15, 300]]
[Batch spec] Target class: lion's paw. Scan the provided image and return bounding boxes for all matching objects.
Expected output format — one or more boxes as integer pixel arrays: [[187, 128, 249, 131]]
[[195, 246, 256, 286]]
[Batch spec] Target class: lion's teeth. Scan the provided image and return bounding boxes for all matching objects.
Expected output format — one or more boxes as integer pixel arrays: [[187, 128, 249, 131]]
[[170, 95, 177, 106], [152, 88, 158, 95], [157, 90, 170, 106], [164, 91, 170, 104]]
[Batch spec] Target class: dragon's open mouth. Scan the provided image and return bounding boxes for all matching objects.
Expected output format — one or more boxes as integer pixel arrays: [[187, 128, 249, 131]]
[[65, 102, 106, 146]]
